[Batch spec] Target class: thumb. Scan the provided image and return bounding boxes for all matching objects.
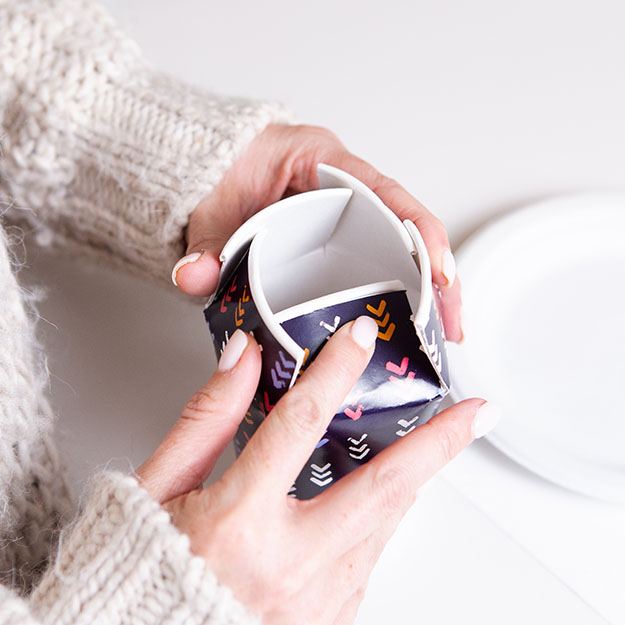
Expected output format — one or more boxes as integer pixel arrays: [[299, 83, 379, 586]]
[[137, 330, 261, 503], [171, 177, 251, 296]]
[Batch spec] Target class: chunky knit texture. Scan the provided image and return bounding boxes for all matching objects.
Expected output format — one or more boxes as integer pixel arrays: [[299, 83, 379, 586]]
[[0, 473, 259, 625], [0, 227, 72, 593], [0, 0, 289, 622], [0, 0, 290, 283]]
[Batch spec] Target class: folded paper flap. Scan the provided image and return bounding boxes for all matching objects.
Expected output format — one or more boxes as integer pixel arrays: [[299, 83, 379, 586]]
[[213, 187, 353, 300], [416, 297, 451, 392], [401, 219, 450, 391], [315, 165, 449, 390], [204, 248, 303, 394]]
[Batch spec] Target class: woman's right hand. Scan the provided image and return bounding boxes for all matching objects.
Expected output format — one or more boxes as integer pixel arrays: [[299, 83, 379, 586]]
[[137, 318, 499, 625]]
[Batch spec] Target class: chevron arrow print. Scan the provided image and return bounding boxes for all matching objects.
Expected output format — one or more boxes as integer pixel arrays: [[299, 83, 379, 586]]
[[343, 403, 363, 420], [219, 330, 230, 356], [315, 436, 329, 449], [263, 391, 275, 413], [310, 463, 333, 487], [241, 285, 250, 303], [386, 356, 416, 382], [270, 350, 295, 389], [365, 299, 396, 341], [319, 315, 341, 335], [234, 297, 245, 327], [420, 329, 443, 373], [396, 415, 419, 437], [288, 484, 297, 498], [233, 436, 243, 455], [347, 433, 371, 460], [220, 281, 237, 313]]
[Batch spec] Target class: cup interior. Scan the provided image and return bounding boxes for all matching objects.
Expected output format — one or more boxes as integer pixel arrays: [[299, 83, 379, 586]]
[[253, 190, 422, 315]]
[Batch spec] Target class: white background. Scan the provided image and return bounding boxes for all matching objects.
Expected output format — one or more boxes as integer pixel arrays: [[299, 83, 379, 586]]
[[22, 1, 624, 624]]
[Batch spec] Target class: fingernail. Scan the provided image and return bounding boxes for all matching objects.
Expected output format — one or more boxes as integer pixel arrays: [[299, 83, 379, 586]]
[[218, 329, 248, 371], [471, 402, 501, 439], [171, 251, 204, 286], [351, 316, 378, 349], [441, 249, 456, 287]]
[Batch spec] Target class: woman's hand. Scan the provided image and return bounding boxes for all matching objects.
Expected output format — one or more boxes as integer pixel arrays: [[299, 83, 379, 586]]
[[137, 319, 498, 624], [171, 124, 463, 342]]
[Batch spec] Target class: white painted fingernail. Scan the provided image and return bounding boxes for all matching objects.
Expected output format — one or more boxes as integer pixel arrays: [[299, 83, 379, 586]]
[[441, 249, 456, 287], [471, 402, 502, 439], [218, 329, 248, 371], [171, 251, 203, 286], [351, 316, 378, 349]]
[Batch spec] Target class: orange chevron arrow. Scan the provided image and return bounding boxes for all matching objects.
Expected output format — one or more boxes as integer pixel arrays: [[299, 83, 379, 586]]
[[377, 322, 396, 341], [366, 299, 387, 316], [373, 311, 390, 327], [235, 298, 245, 327]]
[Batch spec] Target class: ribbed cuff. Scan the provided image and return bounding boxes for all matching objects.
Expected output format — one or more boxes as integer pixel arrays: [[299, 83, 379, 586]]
[[30, 473, 258, 625]]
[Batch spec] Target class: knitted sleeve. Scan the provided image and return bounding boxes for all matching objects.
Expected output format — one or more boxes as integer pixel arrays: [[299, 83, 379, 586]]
[[0, 0, 291, 283], [0, 472, 258, 625]]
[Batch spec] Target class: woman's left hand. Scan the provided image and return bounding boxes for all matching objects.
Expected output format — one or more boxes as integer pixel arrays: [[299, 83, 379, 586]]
[[171, 124, 462, 342]]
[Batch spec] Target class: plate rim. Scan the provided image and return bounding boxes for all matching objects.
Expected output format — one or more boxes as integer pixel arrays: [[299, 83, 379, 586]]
[[448, 192, 625, 503]]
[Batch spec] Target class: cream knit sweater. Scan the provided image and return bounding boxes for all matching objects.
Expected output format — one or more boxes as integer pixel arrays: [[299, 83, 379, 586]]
[[0, 1, 289, 623]]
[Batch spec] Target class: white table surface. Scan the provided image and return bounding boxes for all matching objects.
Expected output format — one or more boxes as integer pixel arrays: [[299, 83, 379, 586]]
[[22, 1, 625, 623]]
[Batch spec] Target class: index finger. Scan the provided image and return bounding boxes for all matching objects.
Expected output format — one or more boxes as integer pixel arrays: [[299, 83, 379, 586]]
[[231, 316, 378, 496]]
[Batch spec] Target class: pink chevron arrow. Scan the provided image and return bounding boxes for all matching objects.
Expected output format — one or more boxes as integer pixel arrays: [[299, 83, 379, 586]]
[[220, 282, 237, 313], [386, 356, 409, 376], [344, 404, 363, 420], [263, 391, 275, 413]]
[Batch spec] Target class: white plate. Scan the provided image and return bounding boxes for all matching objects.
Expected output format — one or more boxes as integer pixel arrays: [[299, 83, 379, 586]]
[[448, 194, 625, 502]]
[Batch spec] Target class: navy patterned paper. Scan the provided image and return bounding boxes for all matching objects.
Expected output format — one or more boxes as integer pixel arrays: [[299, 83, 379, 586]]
[[420, 288, 451, 391], [204, 246, 449, 500]]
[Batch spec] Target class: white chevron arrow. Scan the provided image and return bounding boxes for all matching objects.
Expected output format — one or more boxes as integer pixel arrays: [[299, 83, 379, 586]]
[[428, 330, 443, 372], [319, 315, 341, 334], [348, 433, 368, 445], [349, 447, 370, 460], [220, 330, 230, 356], [311, 476, 332, 486], [396, 427, 415, 437], [348, 442, 369, 454], [310, 463, 333, 486], [396, 415, 419, 437]]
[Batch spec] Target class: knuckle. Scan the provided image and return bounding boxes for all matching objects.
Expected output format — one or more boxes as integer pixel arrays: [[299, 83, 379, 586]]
[[183, 386, 221, 419], [271, 569, 301, 604], [431, 421, 464, 463], [370, 463, 415, 516], [323, 346, 359, 384], [275, 390, 325, 438], [374, 173, 401, 194], [297, 124, 340, 143], [353, 585, 367, 603], [211, 505, 256, 554], [415, 212, 447, 240]]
